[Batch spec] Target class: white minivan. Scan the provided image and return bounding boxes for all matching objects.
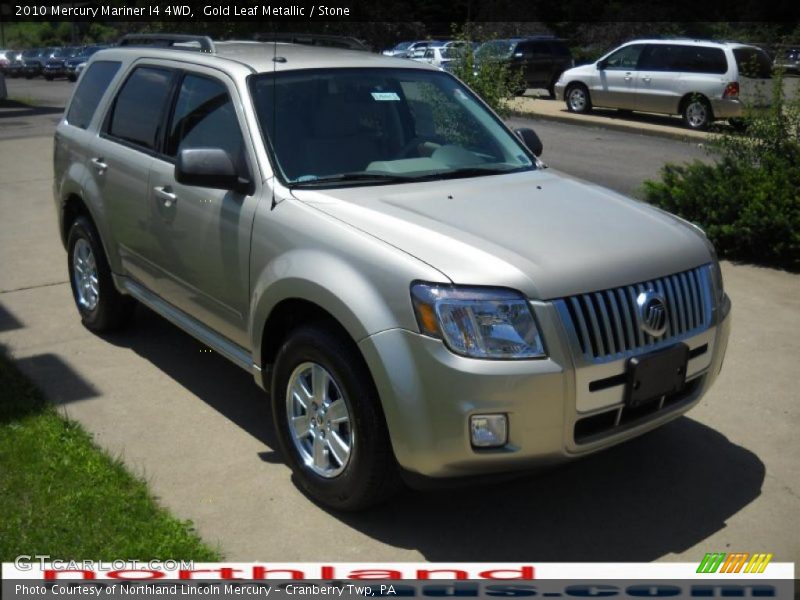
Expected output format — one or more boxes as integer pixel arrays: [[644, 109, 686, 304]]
[[554, 39, 772, 129]]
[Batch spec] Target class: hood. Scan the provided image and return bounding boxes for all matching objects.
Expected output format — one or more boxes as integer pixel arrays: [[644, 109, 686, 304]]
[[291, 169, 711, 300], [561, 63, 598, 79]]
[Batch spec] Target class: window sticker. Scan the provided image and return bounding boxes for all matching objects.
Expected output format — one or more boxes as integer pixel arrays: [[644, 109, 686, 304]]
[[371, 92, 401, 101]]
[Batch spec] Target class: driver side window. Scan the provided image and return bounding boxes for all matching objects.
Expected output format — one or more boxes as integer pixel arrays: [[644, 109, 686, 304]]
[[604, 44, 645, 70], [166, 74, 245, 168]]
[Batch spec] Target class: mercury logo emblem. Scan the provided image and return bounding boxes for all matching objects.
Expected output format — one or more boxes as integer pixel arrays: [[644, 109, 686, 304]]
[[637, 290, 668, 337]]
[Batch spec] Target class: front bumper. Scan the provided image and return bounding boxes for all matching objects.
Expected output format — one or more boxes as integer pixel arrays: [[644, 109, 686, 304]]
[[359, 293, 731, 479]]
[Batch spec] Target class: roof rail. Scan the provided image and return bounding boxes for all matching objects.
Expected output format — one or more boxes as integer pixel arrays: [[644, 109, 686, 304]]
[[118, 34, 215, 54], [252, 32, 370, 52]]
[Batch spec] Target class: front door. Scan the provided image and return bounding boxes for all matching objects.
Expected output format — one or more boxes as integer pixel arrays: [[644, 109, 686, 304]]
[[146, 70, 261, 347], [593, 44, 645, 109]]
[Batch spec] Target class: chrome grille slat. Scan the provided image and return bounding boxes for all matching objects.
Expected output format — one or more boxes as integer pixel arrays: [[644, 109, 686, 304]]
[[594, 292, 617, 355], [569, 296, 592, 356], [583, 295, 607, 357], [680, 272, 695, 330], [615, 287, 636, 352], [689, 269, 703, 329], [557, 265, 713, 362], [672, 274, 688, 334], [605, 289, 627, 352]]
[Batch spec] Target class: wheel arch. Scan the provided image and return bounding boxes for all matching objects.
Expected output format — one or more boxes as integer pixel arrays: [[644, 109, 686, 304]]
[[679, 92, 712, 116], [250, 250, 410, 374]]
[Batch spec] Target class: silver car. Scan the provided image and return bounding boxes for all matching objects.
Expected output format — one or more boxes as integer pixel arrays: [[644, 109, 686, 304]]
[[555, 39, 772, 129], [54, 34, 731, 510]]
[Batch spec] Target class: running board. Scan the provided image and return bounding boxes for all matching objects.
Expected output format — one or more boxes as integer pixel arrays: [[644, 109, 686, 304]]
[[117, 276, 259, 378]]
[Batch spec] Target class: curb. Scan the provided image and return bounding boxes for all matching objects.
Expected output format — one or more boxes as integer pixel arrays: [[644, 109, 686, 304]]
[[507, 105, 714, 144]]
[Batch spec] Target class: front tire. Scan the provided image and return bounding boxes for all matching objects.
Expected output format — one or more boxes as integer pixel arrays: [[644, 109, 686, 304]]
[[566, 83, 592, 113], [67, 216, 135, 332], [272, 324, 400, 511]]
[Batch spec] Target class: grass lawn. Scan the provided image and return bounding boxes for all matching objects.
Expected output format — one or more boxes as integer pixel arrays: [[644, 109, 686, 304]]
[[0, 349, 221, 561]]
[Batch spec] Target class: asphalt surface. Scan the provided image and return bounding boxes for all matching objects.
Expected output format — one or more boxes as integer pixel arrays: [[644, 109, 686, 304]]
[[1, 78, 798, 564]]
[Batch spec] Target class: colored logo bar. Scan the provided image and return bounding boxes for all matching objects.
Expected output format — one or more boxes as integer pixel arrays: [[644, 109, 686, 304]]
[[697, 553, 773, 573]]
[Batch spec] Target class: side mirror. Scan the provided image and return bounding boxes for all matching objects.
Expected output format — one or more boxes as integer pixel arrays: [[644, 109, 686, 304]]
[[175, 148, 252, 194], [515, 127, 543, 157], [597, 59, 607, 70]]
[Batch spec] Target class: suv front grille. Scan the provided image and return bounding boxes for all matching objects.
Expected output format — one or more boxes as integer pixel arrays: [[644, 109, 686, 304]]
[[555, 265, 713, 362]]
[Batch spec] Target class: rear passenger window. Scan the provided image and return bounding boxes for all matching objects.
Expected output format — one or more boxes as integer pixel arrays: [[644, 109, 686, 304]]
[[66, 61, 121, 129], [674, 46, 727, 74], [165, 74, 244, 163], [107, 67, 173, 150]]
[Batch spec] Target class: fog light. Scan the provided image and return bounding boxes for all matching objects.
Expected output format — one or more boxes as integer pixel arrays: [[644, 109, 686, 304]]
[[470, 414, 508, 448]]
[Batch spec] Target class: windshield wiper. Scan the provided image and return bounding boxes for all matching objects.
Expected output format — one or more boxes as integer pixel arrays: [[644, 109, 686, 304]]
[[414, 166, 531, 181], [290, 173, 413, 187]]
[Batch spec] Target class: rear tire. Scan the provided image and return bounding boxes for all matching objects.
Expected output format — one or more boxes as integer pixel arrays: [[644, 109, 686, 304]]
[[67, 215, 135, 332], [565, 83, 592, 113], [682, 96, 713, 130], [271, 324, 400, 511]]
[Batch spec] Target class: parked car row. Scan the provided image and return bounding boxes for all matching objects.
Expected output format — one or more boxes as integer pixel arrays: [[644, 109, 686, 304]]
[[1, 44, 110, 81], [385, 36, 575, 98]]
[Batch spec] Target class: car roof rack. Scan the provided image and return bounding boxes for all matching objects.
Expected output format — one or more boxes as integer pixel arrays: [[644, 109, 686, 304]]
[[252, 32, 370, 52], [118, 34, 215, 54]]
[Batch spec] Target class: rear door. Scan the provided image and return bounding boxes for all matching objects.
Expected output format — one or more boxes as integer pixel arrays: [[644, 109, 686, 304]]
[[521, 41, 553, 88], [635, 44, 686, 113], [86, 64, 176, 286], [593, 43, 645, 109]]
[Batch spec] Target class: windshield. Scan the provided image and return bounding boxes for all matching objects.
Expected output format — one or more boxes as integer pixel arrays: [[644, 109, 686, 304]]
[[393, 42, 413, 51], [249, 68, 534, 187], [476, 41, 515, 60]]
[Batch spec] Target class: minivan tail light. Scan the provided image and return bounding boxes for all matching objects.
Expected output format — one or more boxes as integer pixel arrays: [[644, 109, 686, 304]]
[[723, 82, 740, 99]]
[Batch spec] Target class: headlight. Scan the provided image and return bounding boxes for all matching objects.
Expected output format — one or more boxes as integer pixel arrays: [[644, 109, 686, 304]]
[[410, 283, 546, 359]]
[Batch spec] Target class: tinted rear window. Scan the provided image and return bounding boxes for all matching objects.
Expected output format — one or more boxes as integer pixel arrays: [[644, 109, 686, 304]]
[[108, 67, 174, 150], [734, 47, 773, 78], [65, 61, 121, 129], [641, 45, 727, 74]]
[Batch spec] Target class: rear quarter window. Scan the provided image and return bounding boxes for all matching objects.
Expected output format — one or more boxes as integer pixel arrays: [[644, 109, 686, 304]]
[[65, 61, 121, 129], [734, 48, 773, 78]]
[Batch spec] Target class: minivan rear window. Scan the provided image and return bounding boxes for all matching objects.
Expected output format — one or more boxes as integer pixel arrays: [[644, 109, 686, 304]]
[[65, 60, 121, 129], [733, 47, 773, 79]]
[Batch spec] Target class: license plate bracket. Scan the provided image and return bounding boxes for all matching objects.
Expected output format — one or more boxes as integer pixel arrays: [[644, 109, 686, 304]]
[[625, 343, 689, 408]]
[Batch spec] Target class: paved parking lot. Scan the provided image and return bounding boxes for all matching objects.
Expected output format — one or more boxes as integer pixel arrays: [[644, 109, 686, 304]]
[[1, 79, 798, 563]]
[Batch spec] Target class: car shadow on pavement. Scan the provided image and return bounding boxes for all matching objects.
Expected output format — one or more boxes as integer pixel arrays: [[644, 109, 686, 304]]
[[0, 99, 65, 119], [333, 418, 764, 561], [99, 305, 279, 451], [98, 305, 764, 563]]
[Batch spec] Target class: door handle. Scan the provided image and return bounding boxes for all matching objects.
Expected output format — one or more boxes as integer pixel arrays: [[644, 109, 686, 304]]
[[90, 157, 108, 172], [154, 186, 178, 208], [624, 76, 632, 81], [642, 76, 652, 83]]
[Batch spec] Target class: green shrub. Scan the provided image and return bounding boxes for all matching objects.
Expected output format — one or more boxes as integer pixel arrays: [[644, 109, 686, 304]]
[[643, 72, 800, 271]]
